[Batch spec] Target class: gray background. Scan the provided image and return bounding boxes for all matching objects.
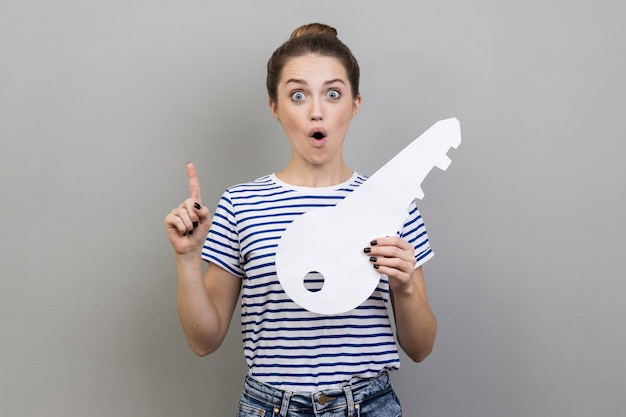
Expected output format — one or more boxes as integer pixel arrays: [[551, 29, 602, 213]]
[[1, 1, 624, 416]]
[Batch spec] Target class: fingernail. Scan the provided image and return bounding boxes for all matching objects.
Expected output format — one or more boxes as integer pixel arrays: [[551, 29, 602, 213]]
[[182, 231, 187, 236], [370, 240, 378, 246], [193, 221, 199, 228], [373, 264, 379, 270], [188, 229, 193, 235], [370, 256, 377, 262], [363, 247, 371, 253], [194, 202, 201, 210]]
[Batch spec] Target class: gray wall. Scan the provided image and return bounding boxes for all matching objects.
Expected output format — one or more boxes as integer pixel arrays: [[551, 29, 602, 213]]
[[2, 1, 624, 416]]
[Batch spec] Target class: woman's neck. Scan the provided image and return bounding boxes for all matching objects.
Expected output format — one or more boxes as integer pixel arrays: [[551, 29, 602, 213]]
[[276, 161, 353, 188]]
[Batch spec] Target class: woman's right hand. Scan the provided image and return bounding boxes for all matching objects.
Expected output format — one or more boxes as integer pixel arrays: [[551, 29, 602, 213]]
[[165, 162, 212, 257]]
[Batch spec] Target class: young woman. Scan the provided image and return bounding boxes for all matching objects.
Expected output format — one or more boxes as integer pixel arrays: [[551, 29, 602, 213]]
[[165, 23, 436, 417]]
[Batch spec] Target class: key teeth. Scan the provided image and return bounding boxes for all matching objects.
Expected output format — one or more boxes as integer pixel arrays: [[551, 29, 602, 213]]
[[435, 154, 452, 171]]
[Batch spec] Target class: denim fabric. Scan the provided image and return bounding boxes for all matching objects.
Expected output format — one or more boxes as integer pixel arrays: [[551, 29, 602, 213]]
[[235, 372, 402, 417]]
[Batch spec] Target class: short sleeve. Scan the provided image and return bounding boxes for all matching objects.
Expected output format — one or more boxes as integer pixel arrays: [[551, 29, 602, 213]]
[[201, 189, 245, 277], [399, 200, 434, 268]]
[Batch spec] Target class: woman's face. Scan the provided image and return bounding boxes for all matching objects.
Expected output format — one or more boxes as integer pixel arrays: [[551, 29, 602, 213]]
[[270, 54, 361, 169]]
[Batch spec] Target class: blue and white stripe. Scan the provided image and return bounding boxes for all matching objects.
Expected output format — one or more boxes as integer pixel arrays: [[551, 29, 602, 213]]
[[202, 172, 433, 391]]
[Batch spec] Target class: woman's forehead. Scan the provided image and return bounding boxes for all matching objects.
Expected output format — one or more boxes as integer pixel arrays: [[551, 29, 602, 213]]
[[280, 55, 348, 82]]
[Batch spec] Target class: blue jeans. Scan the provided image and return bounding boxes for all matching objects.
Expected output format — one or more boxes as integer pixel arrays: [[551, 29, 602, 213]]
[[236, 372, 402, 417]]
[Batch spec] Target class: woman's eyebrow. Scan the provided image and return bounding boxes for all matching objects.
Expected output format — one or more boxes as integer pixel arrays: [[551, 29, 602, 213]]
[[323, 79, 346, 86], [285, 78, 306, 85], [284, 78, 346, 86]]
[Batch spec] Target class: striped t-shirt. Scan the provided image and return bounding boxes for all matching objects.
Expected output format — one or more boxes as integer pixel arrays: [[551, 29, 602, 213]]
[[202, 172, 433, 392]]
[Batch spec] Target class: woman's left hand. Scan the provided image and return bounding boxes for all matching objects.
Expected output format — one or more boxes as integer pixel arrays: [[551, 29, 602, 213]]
[[364, 236, 416, 292]]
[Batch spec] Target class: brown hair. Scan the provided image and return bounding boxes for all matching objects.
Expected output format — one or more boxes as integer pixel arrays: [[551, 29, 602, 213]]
[[266, 23, 360, 102]]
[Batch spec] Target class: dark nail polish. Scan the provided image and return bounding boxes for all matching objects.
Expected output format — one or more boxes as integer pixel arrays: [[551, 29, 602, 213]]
[[188, 229, 193, 235], [194, 202, 201, 210], [370, 256, 377, 262], [193, 221, 199, 228], [370, 240, 378, 246], [373, 264, 379, 269], [182, 231, 187, 236], [363, 247, 371, 253]]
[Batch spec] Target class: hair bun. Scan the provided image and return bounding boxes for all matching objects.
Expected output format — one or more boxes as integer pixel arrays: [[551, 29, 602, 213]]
[[290, 23, 338, 39]]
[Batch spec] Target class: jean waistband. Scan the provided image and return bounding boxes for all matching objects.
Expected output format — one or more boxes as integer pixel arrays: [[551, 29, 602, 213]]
[[241, 372, 393, 416]]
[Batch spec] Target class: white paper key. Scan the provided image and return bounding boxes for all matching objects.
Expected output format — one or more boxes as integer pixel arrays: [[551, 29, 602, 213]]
[[275, 118, 461, 314]]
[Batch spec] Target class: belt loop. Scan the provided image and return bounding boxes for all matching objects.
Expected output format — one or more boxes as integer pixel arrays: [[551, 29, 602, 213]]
[[279, 390, 292, 417], [343, 385, 355, 417]]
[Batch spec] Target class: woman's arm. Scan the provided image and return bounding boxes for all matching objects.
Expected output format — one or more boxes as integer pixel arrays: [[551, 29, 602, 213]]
[[389, 266, 436, 362], [176, 258, 241, 356], [165, 162, 241, 356], [365, 237, 437, 362]]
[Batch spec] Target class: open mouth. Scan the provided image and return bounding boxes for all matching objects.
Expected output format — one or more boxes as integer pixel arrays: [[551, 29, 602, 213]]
[[310, 128, 327, 141]]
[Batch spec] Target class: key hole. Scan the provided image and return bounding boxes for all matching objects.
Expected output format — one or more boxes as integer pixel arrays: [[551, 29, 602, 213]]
[[303, 271, 324, 293]]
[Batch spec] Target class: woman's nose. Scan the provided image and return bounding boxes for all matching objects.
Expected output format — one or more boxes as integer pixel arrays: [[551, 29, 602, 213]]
[[310, 98, 323, 121]]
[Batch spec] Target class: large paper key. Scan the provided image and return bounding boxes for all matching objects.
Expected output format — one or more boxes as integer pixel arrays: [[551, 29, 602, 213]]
[[275, 118, 461, 314]]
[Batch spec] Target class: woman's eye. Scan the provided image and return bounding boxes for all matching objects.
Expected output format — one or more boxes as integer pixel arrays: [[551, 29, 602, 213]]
[[327, 90, 341, 100], [291, 91, 305, 101]]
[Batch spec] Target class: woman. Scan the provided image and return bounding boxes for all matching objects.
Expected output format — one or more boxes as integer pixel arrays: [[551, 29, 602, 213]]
[[165, 23, 436, 417]]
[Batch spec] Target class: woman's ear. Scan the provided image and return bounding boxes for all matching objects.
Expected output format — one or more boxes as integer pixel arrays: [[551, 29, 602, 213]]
[[269, 98, 279, 120], [352, 94, 362, 117]]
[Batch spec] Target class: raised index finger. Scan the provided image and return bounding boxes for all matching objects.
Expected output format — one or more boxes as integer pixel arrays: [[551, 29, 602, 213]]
[[186, 162, 202, 204]]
